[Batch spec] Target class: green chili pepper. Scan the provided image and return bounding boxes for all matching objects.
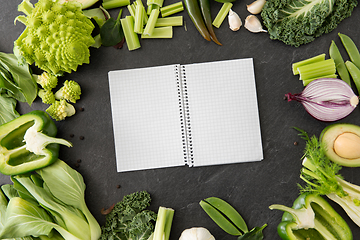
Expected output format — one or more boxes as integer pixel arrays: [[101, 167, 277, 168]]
[[345, 60, 360, 94], [199, 0, 222, 45], [183, 0, 211, 42], [329, 40, 351, 86], [339, 33, 360, 70], [0, 110, 72, 175], [270, 193, 352, 240]]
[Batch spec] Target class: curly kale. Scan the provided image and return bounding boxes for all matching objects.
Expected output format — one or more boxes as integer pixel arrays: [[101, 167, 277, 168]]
[[100, 191, 157, 240], [261, 0, 358, 47]]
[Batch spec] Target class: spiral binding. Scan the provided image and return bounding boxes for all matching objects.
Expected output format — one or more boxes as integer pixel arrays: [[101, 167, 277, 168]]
[[180, 65, 194, 167]]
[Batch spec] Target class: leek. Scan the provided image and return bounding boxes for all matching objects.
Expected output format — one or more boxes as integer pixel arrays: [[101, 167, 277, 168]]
[[141, 26, 173, 38], [213, 2, 233, 28], [121, 16, 141, 51], [160, 1, 184, 17], [155, 16, 182, 27]]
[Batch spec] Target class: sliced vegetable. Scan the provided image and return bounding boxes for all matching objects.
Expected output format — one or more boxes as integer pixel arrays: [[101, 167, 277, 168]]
[[155, 16, 183, 27], [329, 41, 351, 86], [270, 193, 352, 240], [0, 111, 72, 175], [292, 54, 326, 75], [141, 26, 173, 38], [183, 0, 211, 41], [143, 8, 160, 36], [153, 206, 174, 240], [285, 78, 359, 121], [121, 16, 141, 51], [339, 33, 360, 70], [102, 0, 130, 9], [297, 59, 336, 81], [213, 2, 233, 28], [199, 0, 222, 45], [160, 1, 184, 17]]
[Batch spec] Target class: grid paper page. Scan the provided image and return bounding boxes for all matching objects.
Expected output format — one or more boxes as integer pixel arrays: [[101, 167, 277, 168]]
[[183, 58, 263, 167], [108, 64, 185, 172]]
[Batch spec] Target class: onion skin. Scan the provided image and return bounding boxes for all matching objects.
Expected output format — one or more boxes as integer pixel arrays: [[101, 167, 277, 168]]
[[285, 78, 359, 122]]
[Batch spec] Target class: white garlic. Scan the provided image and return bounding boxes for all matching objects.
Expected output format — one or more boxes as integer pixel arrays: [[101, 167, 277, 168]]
[[179, 227, 215, 240], [247, 0, 266, 14], [244, 15, 267, 33], [228, 9, 242, 31]]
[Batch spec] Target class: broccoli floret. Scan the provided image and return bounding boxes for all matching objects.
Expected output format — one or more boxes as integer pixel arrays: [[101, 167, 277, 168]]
[[55, 80, 81, 103], [46, 99, 76, 121], [35, 72, 58, 90], [38, 89, 55, 104], [261, 0, 358, 47]]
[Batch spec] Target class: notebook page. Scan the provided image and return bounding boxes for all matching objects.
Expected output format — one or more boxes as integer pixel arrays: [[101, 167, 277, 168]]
[[108, 64, 185, 172], [183, 58, 263, 167]]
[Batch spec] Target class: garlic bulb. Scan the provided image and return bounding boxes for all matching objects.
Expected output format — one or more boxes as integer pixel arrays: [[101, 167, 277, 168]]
[[179, 227, 215, 240], [247, 0, 266, 14], [244, 15, 267, 33], [228, 9, 242, 31]]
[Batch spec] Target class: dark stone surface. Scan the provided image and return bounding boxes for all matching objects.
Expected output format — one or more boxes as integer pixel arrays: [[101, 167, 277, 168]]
[[1, 0, 360, 239]]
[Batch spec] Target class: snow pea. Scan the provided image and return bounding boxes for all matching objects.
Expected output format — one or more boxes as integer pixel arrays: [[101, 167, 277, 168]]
[[329, 40, 351, 86], [339, 33, 360, 69], [183, 0, 211, 42], [345, 60, 360, 94]]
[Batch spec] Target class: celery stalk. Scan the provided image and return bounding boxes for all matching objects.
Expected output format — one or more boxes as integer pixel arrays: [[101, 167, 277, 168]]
[[292, 54, 326, 75], [128, 3, 136, 17], [143, 8, 160, 36], [155, 16, 182, 27], [302, 74, 338, 86], [212, 2, 233, 28], [102, 0, 130, 9], [121, 16, 141, 51], [147, 0, 164, 7], [141, 26, 173, 38], [134, 3, 145, 33], [298, 59, 336, 80], [147, 4, 160, 15], [160, 1, 184, 17], [153, 207, 174, 240]]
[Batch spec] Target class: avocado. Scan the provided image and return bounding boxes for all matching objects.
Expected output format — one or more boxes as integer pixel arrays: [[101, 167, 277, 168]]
[[320, 123, 360, 167]]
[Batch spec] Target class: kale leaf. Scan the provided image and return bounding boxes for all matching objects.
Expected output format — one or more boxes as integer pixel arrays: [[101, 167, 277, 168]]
[[261, 0, 358, 47]]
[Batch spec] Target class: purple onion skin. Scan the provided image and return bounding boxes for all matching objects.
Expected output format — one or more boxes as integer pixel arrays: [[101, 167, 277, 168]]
[[285, 78, 359, 122]]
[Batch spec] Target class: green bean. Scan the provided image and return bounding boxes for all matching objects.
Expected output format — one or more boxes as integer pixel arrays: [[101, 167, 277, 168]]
[[345, 61, 360, 94], [200, 200, 242, 236], [329, 40, 351, 86], [339, 33, 360, 69]]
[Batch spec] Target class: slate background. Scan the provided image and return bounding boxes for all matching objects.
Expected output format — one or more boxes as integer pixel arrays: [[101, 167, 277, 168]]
[[1, 0, 360, 239]]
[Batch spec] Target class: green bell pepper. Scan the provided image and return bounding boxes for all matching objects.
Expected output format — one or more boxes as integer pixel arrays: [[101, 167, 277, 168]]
[[0, 110, 72, 175], [269, 193, 352, 240]]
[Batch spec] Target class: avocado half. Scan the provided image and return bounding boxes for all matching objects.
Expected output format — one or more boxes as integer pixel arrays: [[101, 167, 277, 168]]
[[320, 123, 360, 167]]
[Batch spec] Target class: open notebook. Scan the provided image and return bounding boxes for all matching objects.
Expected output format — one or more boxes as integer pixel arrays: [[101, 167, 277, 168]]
[[108, 58, 263, 172]]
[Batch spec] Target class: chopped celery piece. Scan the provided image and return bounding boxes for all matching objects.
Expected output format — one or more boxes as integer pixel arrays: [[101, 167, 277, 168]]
[[153, 207, 174, 240], [212, 2, 233, 28], [102, 0, 130, 9], [121, 16, 141, 51], [160, 1, 184, 17], [141, 26, 173, 38], [298, 59, 336, 80], [134, 2, 145, 33], [155, 16, 182, 27], [128, 3, 136, 17], [302, 74, 338, 86], [147, 0, 164, 7], [292, 54, 326, 75], [143, 8, 160, 36], [147, 4, 160, 15]]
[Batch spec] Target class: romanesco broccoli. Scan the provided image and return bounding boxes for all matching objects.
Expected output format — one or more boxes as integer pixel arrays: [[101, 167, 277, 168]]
[[14, 0, 95, 75], [35, 72, 58, 90], [46, 99, 76, 121], [38, 89, 55, 104], [55, 80, 81, 103]]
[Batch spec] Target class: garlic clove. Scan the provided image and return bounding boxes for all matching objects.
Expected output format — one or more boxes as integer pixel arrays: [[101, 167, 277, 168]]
[[179, 227, 215, 240], [244, 15, 267, 33], [247, 0, 266, 14], [228, 9, 242, 31]]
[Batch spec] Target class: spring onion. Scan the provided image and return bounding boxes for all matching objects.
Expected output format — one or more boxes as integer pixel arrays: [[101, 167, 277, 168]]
[[213, 2, 233, 28], [160, 1, 184, 17], [285, 78, 359, 121]]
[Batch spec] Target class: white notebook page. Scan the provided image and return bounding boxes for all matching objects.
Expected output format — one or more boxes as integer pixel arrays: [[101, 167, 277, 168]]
[[183, 58, 263, 166], [109, 64, 185, 172]]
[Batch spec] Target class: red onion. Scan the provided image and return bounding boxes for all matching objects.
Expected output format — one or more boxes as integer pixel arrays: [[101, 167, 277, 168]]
[[285, 78, 359, 121]]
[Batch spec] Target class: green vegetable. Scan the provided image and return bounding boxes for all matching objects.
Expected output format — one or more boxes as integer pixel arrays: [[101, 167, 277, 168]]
[[121, 16, 141, 51], [14, 0, 95, 76], [102, 0, 130, 9], [100, 9, 125, 47], [153, 207, 174, 240], [212, 2, 233, 29], [292, 54, 326, 75], [46, 100, 76, 121], [0, 94, 20, 125], [269, 193, 352, 240], [183, 0, 211, 42], [100, 191, 157, 240], [298, 59, 336, 81], [296, 128, 360, 227], [261, 0, 358, 47], [38, 89, 56, 104], [54, 80, 81, 103], [329, 41, 351, 86], [0, 111, 72, 175], [34, 72, 58, 90], [155, 16, 183, 27], [199, 0, 221, 45], [339, 33, 360, 70], [200, 197, 266, 239], [143, 9, 160, 36], [345, 61, 360, 94], [160, 1, 184, 17], [59, 0, 100, 9], [0, 159, 100, 240], [141, 26, 173, 38]]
